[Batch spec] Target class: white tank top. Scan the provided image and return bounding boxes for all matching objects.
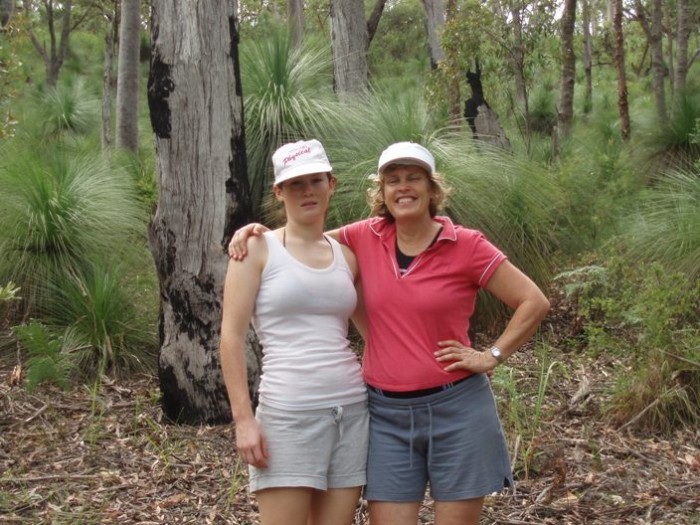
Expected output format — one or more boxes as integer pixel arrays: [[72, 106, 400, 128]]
[[252, 231, 367, 410]]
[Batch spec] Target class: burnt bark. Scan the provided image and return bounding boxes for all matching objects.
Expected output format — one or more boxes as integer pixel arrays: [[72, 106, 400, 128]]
[[0, 0, 13, 28], [148, 0, 255, 424], [366, 0, 387, 47], [674, 0, 690, 96], [464, 62, 511, 151], [650, 0, 667, 121]]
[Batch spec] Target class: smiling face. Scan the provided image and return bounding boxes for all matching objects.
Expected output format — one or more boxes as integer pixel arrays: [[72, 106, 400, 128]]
[[274, 172, 335, 222], [381, 164, 433, 221]]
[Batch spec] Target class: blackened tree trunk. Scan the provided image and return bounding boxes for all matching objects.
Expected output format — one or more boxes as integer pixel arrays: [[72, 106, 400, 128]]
[[148, 0, 255, 424], [464, 61, 511, 151], [0, 0, 14, 28], [366, 0, 387, 47], [330, 0, 368, 96], [557, 0, 577, 139], [287, 0, 303, 48], [423, 0, 445, 69], [24, 0, 72, 88], [509, 1, 528, 114], [101, 1, 119, 150], [115, 0, 141, 152], [582, 0, 593, 112], [613, 0, 630, 140]]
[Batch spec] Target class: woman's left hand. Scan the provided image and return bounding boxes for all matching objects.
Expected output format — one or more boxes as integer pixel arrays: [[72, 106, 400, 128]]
[[435, 340, 498, 373]]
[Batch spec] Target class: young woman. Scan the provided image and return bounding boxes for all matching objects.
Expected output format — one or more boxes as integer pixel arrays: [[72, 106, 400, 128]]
[[230, 142, 550, 525], [219, 139, 368, 525]]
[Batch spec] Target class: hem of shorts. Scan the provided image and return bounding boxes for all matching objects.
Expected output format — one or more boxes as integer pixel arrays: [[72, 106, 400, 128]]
[[366, 481, 515, 503], [432, 481, 516, 502], [251, 474, 366, 493], [327, 474, 367, 489]]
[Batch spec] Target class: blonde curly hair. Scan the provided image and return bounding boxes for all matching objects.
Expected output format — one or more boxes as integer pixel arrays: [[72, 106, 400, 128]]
[[366, 164, 452, 221]]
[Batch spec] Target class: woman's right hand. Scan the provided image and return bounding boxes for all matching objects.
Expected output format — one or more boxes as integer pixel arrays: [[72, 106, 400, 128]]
[[235, 418, 269, 468], [228, 223, 269, 260]]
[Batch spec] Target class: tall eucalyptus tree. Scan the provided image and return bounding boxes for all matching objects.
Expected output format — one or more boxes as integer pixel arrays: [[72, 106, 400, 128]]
[[115, 0, 141, 152], [613, 0, 630, 140], [330, 0, 368, 95], [148, 0, 253, 424], [557, 0, 577, 139]]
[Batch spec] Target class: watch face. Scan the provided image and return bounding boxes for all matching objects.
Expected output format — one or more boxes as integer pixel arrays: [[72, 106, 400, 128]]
[[490, 347, 503, 361]]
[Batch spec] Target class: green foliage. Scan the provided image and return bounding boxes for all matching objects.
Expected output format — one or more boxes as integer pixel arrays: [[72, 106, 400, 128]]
[[622, 169, 700, 279], [526, 79, 558, 135], [26, 79, 100, 137], [241, 25, 337, 216], [636, 90, 700, 173], [0, 138, 145, 314], [494, 343, 566, 478], [559, 257, 700, 433], [13, 321, 76, 391], [44, 262, 156, 376], [0, 281, 21, 324]]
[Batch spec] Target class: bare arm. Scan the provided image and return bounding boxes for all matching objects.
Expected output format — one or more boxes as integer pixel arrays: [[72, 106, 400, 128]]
[[436, 261, 550, 372], [220, 237, 269, 467], [229, 225, 344, 260]]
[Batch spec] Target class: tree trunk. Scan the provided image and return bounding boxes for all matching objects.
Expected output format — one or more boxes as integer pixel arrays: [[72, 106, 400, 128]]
[[366, 0, 387, 48], [330, 0, 368, 96], [613, 0, 630, 140], [148, 0, 254, 424], [0, 0, 14, 28], [582, 0, 593, 112], [674, 0, 689, 96], [510, 2, 528, 113], [287, 0, 303, 48], [558, 0, 577, 139], [650, 0, 666, 122], [422, 0, 445, 69], [464, 61, 511, 151], [665, 0, 674, 95], [115, 0, 141, 152], [101, 2, 119, 150], [24, 0, 72, 88]]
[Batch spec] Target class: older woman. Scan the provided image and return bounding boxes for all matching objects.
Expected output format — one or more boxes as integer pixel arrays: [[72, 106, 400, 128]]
[[230, 142, 550, 525]]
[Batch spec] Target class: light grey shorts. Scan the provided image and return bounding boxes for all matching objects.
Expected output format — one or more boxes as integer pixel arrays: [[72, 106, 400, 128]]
[[366, 373, 513, 502], [249, 400, 369, 493]]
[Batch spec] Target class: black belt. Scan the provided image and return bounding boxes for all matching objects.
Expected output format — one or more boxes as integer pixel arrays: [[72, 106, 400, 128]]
[[368, 376, 470, 399]]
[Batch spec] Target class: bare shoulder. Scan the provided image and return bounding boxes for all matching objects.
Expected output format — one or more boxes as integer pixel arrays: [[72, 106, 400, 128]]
[[339, 243, 359, 280]]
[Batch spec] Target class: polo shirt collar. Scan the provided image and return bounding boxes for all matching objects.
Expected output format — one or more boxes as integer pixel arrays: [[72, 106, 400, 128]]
[[368, 215, 458, 243]]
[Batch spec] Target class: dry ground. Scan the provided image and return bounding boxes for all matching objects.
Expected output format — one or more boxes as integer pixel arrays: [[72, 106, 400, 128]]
[[1, 303, 699, 524]]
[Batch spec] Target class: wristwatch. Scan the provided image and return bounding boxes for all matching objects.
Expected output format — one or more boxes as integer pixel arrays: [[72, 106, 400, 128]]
[[489, 345, 505, 364]]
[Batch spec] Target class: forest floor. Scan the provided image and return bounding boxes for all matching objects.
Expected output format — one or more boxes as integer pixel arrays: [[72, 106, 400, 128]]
[[1, 293, 699, 524]]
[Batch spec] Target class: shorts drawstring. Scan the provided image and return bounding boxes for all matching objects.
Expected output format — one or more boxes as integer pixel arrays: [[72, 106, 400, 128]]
[[408, 406, 415, 468], [332, 406, 344, 439], [427, 403, 434, 468]]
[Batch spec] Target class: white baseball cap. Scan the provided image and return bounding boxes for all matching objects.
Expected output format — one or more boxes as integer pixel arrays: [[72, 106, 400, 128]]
[[272, 139, 333, 186], [377, 142, 436, 176]]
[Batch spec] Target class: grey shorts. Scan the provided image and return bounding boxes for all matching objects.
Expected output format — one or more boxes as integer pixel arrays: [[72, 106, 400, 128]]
[[365, 373, 513, 502], [249, 400, 369, 492]]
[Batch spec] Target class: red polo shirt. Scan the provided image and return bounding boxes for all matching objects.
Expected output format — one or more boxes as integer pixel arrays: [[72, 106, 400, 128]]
[[340, 216, 506, 391]]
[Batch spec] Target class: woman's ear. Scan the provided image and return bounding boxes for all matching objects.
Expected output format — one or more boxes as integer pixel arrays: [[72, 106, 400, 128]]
[[273, 184, 284, 202]]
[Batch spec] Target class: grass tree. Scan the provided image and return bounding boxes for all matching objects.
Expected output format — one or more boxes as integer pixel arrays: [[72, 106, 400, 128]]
[[0, 138, 144, 316], [241, 27, 337, 217]]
